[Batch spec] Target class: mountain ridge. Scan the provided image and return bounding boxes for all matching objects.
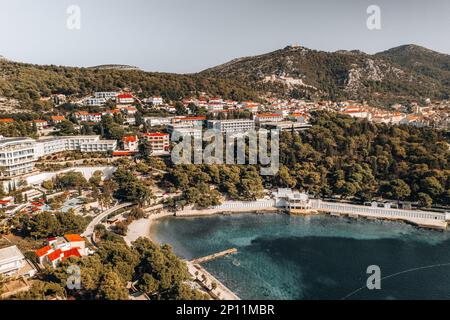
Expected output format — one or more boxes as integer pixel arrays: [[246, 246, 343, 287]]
[[0, 44, 449, 108], [199, 44, 450, 103]]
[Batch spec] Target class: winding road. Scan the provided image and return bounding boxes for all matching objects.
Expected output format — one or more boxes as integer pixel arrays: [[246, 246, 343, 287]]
[[82, 202, 133, 238]]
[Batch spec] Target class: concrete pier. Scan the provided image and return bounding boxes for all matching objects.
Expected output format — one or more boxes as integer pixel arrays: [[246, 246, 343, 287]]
[[190, 248, 238, 264]]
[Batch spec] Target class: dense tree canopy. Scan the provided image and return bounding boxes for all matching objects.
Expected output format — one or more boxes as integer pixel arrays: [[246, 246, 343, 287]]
[[112, 167, 153, 206], [0, 60, 258, 109], [275, 111, 449, 206], [10, 237, 208, 300], [12, 211, 89, 239], [163, 111, 449, 208]]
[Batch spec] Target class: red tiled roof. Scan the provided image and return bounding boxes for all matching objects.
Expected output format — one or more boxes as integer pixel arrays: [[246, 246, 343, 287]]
[[177, 116, 206, 121], [256, 114, 282, 118], [118, 94, 133, 99], [105, 109, 121, 114], [51, 116, 65, 121], [0, 118, 14, 123], [62, 248, 81, 261], [112, 151, 138, 156], [36, 245, 52, 257], [122, 136, 137, 143], [64, 234, 84, 242], [144, 132, 169, 137], [343, 110, 365, 114], [47, 249, 62, 262]]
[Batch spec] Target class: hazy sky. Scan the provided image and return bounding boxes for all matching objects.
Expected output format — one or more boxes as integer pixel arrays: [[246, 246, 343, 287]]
[[0, 0, 449, 73]]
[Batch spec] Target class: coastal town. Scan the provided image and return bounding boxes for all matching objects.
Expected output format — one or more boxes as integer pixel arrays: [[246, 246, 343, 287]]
[[0, 89, 448, 300], [2, 0, 450, 309]]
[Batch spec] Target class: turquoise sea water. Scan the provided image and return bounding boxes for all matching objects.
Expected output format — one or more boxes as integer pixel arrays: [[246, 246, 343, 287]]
[[153, 214, 450, 300]]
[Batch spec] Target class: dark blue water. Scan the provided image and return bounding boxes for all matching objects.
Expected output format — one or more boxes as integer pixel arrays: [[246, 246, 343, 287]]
[[153, 214, 450, 300]]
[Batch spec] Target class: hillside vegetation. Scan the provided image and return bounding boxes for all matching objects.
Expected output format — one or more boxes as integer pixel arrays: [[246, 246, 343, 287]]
[[1, 44, 449, 109], [201, 44, 450, 104], [0, 60, 258, 109]]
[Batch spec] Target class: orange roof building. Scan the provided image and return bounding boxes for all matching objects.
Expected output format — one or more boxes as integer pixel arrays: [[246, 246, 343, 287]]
[[64, 234, 84, 242]]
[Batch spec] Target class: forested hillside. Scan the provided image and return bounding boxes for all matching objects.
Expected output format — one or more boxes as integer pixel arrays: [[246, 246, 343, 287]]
[[277, 111, 450, 206], [201, 44, 450, 104], [164, 112, 450, 207], [0, 60, 258, 109]]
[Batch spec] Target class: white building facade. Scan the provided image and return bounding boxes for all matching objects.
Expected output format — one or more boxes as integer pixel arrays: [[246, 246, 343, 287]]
[[207, 119, 255, 134], [0, 137, 36, 178], [0, 245, 36, 278]]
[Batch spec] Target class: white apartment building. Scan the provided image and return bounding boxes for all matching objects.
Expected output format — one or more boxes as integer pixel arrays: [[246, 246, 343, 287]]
[[94, 92, 118, 100], [174, 116, 206, 127], [85, 98, 107, 106], [0, 137, 36, 178], [142, 133, 170, 153], [207, 102, 224, 111], [340, 107, 371, 120], [171, 127, 202, 139], [79, 140, 117, 153], [0, 136, 117, 192], [168, 123, 201, 134], [117, 94, 134, 104], [207, 119, 255, 134], [32, 120, 49, 130], [0, 245, 36, 278], [255, 114, 284, 124], [88, 113, 102, 123], [74, 112, 102, 123], [147, 96, 163, 106], [122, 106, 138, 115], [34, 136, 117, 157], [145, 117, 173, 127], [209, 97, 224, 104], [288, 113, 308, 123], [123, 136, 139, 152]]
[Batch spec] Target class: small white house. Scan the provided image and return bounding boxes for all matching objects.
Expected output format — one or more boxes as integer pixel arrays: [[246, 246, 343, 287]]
[[0, 246, 36, 278]]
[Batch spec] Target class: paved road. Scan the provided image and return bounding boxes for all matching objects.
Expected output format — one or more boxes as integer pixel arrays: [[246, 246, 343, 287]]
[[82, 202, 133, 237]]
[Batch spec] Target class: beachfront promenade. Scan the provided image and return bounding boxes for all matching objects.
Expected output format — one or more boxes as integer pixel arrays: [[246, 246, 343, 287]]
[[310, 200, 449, 229], [203, 195, 449, 230]]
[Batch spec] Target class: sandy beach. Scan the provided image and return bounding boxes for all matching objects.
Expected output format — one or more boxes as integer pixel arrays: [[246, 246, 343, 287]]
[[124, 208, 249, 300], [125, 203, 280, 245], [124, 211, 173, 245]]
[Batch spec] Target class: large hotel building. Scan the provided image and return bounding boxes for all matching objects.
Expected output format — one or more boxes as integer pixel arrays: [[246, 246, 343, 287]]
[[0, 135, 117, 191], [206, 119, 255, 134]]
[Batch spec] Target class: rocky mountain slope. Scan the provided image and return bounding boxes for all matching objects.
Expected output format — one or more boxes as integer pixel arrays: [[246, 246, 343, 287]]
[[200, 44, 450, 103], [0, 44, 448, 109]]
